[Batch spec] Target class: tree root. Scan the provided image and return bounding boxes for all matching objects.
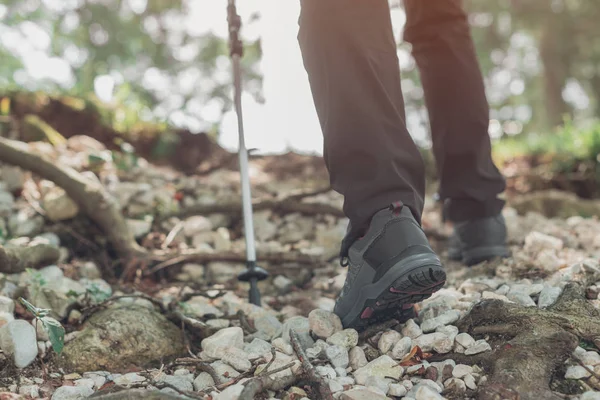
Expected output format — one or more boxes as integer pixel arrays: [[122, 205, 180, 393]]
[[0, 137, 145, 258], [0, 243, 60, 273], [457, 282, 600, 400]]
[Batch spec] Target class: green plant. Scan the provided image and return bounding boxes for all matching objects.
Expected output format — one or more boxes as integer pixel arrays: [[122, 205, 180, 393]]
[[19, 298, 65, 355]]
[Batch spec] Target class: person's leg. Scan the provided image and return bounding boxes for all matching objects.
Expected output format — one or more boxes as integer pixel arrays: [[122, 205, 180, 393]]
[[297, 0, 446, 330], [403, 0, 506, 222], [297, 0, 426, 246], [403, 0, 510, 265]]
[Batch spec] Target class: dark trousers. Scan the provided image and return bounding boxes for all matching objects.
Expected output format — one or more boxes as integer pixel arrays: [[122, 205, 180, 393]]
[[297, 0, 506, 239]]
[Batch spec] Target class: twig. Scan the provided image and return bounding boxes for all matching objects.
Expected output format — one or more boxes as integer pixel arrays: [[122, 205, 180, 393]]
[[237, 310, 257, 334], [575, 357, 600, 382], [262, 348, 277, 374], [145, 250, 325, 276], [139, 371, 205, 399], [289, 329, 334, 400], [238, 366, 298, 400], [161, 220, 184, 250], [169, 357, 221, 385], [179, 290, 227, 302], [171, 310, 214, 337]]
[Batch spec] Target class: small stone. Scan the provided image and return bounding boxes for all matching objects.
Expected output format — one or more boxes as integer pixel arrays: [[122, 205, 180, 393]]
[[421, 310, 460, 333], [327, 329, 359, 349], [335, 367, 347, 377], [378, 330, 402, 354], [73, 378, 95, 389], [414, 384, 444, 399], [42, 186, 79, 221], [272, 337, 294, 355], [506, 291, 536, 307], [0, 320, 38, 368], [206, 319, 230, 329], [328, 379, 344, 393], [391, 336, 413, 360], [452, 364, 472, 378], [464, 373, 477, 390], [201, 327, 244, 360], [222, 347, 252, 372], [0, 311, 14, 328], [306, 340, 329, 359], [389, 383, 408, 397], [214, 384, 244, 400], [0, 296, 14, 314], [349, 346, 368, 370], [315, 365, 337, 379], [444, 377, 466, 394], [454, 333, 475, 349], [579, 351, 600, 366], [51, 386, 94, 400], [436, 325, 458, 343], [565, 365, 592, 379], [64, 373, 83, 380], [538, 286, 562, 308], [464, 340, 491, 355], [274, 276, 294, 294], [158, 374, 194, 392], [210, 360, 240, 382], [19, 384, 40, 398], [432, 335, 453, 354], [244, 338, 272, 360], [340, 388, 389, 400], [412, 332, 447, 353], [365, 375, 390, 394], [326, 345, 349, 369], [402, 319, 422, 339], [193, 372, 215, 391], [524, 231, 563, 253], [254, 314, 283, 340], [112, 372, 146, 386], [183, 216, 213, 237], [309, 309, 343, 339], [481, 291, 512, 302], [353, 355, 403, 385], [282, 316, 314, 350], [581, 391, 600, 400]]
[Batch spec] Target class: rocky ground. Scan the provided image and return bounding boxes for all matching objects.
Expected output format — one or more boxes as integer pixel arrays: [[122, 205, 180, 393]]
[[0, 135, 599, 400]]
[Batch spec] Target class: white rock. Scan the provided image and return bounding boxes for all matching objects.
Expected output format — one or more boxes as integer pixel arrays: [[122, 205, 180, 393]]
[[412, 332, 447, 353], [19, 384, 40, 398], [214, 384, 244, 400], [378, 330, 402, 354], [538, 286, 562, 308], [565, 365, 592, 379], [113, 372, 146, 385], [335, 367, 347, 377], [464, 340, 491, 355], [306, 340, 329, 359], [282, 316, 314, 349], [274, 276, 294, 294], [524, 231, 563, 253], [444, 377, 466, 393], [414, 384, 444, 399], [272, 337, 294, 355], [391, 336, 413, 360], [389, 383, 408, 397], [0, 311, 14, 327], [353, 355, 403, 385], [481, 291, 512, 302], [126, 218, 152, 238], [349, 346, 368, 370], [222, 347, 252, 372], [201, 327, 244, 359], [193, 372, 215, 391], [326, 345, 349, 369], [328, 379, 345, 393], [506, 291, 536, 307], [365, 375, 390, 394], [432, 334, 454, 354], [581, 391, 600, 400], [309, 309, 343, 339], [339, 388, 389, 400], [421, 310, 460, 333], [183, 216, 213, 237], [327, 329, 359, 349], [454, 333, 475, 349], [579, 351, 600, 366], [0, 320, 38, 368], [73, 378, 95, 389], [0, 296, 14, 314], [51, 386, 94, 400], [464, 373, 477, 390], [401, 319, 422, 339], [452, 364, 472, 378], [315, 365, 337, 379], [436, 325, 458, 343], [42, 186, 79, 221]]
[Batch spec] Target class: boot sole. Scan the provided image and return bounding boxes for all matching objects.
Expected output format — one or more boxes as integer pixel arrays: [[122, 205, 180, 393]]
[[340, 254, 446, 331]]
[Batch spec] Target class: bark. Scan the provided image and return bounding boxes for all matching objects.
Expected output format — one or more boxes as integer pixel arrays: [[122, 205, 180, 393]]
[[456, 282, 600, 400], [0, 137, 145, 258]]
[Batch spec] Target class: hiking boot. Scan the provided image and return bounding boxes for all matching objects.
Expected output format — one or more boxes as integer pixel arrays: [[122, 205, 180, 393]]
[[334, 201, 446, 330], [447, 213, 511, 266]]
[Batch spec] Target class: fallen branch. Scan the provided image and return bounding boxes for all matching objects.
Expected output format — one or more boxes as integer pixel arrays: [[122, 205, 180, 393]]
[[0, 137, 145, 258], [168, 357, 221, 385], [0, 243, 60, 274], [145, 250, 325, 276], [238, 364, 298, 400], [289, 329, 334, 400]]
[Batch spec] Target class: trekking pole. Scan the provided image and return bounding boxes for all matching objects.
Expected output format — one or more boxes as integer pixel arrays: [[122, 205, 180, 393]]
[[227, 0, 269, 306]]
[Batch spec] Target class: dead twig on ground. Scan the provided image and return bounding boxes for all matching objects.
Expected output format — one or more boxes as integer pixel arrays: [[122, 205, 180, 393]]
[[289, 329, 334, 400]]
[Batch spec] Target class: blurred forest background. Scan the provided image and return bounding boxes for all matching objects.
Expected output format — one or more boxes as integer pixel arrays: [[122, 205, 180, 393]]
[[1, 0, 600, 197]]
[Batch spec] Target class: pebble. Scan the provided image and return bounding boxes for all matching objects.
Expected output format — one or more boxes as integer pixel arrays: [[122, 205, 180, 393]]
[[274, 275, 294, 293], [581, 392, 600, 400], [335, 367, 347, 377], [193, 372, 215, 391], [273, 337, 294, 355], [444, 377, 466, 393], [306, 340, 329, 359], [308, 309, 343, 339], [464, 373, 477, 390], [414, 384, 444, 399], [464, 339, 492, 355], [315, 365, 337, 379], [0, 296, 14, 314], [378, 330, 402, 353], [565, 365, 592, 379], [579, 351, 600, 366], [51, 386, 94, 400], [353, 355, 403, 385], [0, 319, 38, 368], [389, 383, 408, 397], [507, 291, 536, 307], [244, 338, 272, 359], [538, 285, 562, 308], [327, 329, 359, 349], [19, 385, 40, 398], [524, 231, 563, 253], [420, 310, 460, 333], [452, 364, 472, 378], [326, 345, 349, 369], [340, 388, 389, 400], [481, 291, 512, 302], [365, 375, 390, 394], [454, 333, 475, 349], [73, 378, 95, 389], [401, 319, 423, 339], [158, 374, 194, 392], [112, 372, 146, 386], [213, 383, 244, 400], [282, 316, 314, 349], [200, 327, 244, 359], [391, 336, 413, 360], [253, 314, 283, 340], [349, 346, 368, 370], [412, 332, 447, 353], [222, 347, 252, 372], [436, 325, 458, 343]]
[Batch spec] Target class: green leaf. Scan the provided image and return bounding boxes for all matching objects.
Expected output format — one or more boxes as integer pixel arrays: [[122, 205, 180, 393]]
[[19, 298, 50, 318], [40, 316, 65, 355]]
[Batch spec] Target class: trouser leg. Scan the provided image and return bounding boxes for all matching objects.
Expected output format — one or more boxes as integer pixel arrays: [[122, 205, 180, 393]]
[[403, 0, 506, 222], [297, 0, 426, 247]]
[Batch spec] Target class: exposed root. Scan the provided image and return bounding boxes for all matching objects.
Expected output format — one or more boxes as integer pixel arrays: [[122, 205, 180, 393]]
[[0, 137, 145, 258], [457, 282, 600, 400], [0, 243, 60, 273]]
